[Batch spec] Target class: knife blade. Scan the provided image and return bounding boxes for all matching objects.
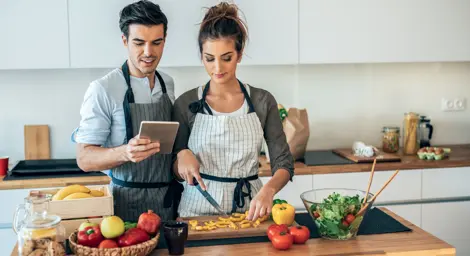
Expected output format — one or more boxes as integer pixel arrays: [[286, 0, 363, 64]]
[[192, 178, 230, 217]]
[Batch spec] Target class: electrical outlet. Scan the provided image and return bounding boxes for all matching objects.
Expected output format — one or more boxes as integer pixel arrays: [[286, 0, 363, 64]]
[[442, 97, 466, 112]]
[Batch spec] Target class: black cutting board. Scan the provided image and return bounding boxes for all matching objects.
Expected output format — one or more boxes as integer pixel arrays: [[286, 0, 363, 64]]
[[3, 159, 107, 180], [302, 150, 355, 166]]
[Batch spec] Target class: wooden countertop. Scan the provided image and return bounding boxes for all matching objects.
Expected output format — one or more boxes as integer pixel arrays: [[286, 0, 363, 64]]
[[2, 144, 469, 190], [259, 144, 470, 176], [0, 175, 111, 190], [154, 208, 455, 256], [11, 208, 455, 256]]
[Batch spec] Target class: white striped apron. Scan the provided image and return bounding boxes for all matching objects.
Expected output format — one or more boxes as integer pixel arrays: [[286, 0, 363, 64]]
[[178, 81, 264, 217]]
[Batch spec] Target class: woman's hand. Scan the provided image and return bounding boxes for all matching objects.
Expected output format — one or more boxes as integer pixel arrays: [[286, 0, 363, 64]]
[[247, 185, 276, 221], [176, 149, 207, 190]]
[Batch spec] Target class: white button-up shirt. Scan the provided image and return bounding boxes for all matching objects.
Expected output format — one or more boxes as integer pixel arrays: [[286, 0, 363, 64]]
[[73, 68, 175, 148]]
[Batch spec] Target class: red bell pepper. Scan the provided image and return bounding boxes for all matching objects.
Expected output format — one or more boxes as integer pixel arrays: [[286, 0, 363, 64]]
[[77, 226, 104, 248], [117, 228, 150, 247]]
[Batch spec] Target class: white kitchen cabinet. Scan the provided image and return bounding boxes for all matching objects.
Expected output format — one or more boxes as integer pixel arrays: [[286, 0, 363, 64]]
[[0, 0, 69, 69], [234, 0, 298, 65], [313, 170, 422, 202], [380, 205, 421, 228], [0, 227, 16, 256], [299, 0, 470, 64], [68, 0, 217, 68], [68, 0, 132, 68], [260, 175, 313, 210], [422, 202, 470, 256], [422, 167, 470, 199]]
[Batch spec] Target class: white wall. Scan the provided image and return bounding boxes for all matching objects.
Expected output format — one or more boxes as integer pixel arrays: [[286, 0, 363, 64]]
[[1, 62, 469, 163]]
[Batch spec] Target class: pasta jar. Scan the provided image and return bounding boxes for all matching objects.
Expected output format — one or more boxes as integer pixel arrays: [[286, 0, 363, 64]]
[[403, 112, 420, 155], [382, 127, 400, 153]]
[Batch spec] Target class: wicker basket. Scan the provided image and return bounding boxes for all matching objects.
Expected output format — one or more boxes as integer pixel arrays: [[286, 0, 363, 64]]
[[69, 231, 160, 256]]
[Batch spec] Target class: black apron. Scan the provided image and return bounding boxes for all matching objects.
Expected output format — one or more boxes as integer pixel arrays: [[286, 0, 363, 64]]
[[110, 61, 182, 222]]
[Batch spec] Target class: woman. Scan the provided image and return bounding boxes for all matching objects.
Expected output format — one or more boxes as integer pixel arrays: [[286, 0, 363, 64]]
[[172, 2, 294, 221]]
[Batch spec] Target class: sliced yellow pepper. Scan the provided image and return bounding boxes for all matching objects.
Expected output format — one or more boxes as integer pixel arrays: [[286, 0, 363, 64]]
[[240, 223, 251, 229], [271, 203, 295, 225], [216, 223, 229, 228], [189, 220, 198, 227], [230, 215, 245, 222], [218, 216, 230, 222], [239, 220, 251, 225], [204, 221, 217, 226]]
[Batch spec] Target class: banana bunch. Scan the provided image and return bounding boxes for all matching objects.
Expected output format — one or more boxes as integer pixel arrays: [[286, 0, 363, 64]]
[[51, 184, 105, 201]]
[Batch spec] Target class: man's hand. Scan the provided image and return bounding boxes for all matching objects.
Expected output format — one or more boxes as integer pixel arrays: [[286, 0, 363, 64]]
[[123, 135, 160, 163]]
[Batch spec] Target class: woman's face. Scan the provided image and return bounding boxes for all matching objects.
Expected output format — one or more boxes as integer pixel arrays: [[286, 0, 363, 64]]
[[201, 38, 242, 84]]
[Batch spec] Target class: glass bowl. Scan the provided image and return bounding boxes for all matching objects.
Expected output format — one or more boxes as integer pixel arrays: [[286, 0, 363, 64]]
[[300, 188, 374, 240]]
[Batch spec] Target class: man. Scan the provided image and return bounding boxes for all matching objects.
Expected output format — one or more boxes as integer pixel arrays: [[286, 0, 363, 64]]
[[73, 0, 181, 222]]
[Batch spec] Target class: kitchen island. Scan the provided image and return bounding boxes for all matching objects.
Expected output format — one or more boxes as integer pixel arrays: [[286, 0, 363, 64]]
[[10, 208, 456, 256]]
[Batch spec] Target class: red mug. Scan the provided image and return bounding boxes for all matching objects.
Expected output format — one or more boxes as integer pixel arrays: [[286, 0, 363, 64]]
[[0, 157, 9, 176]]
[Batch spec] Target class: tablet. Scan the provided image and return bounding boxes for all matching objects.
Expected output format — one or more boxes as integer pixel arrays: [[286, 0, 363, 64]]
[[138, 121, 180, 154]]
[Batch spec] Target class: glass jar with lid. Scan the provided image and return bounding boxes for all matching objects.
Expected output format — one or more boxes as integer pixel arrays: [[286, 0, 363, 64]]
[[382, 126, 400, 153], [13, 193, 66, 255]]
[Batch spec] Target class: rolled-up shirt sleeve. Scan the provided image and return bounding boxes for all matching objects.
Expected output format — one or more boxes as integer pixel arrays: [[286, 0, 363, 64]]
[[74, 82, 112, 146], [263, 93, 295, 180]]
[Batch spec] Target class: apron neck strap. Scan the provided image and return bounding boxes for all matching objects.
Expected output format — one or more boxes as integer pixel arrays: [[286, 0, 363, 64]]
[[121, 60, 167, 142], [199, 79, 256, 115]]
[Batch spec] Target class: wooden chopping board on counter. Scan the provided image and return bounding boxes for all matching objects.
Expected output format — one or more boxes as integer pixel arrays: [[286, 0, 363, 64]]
[[179, 215, 283, 241], [333, 148, 401, 163], [24, 125, 51, 160]]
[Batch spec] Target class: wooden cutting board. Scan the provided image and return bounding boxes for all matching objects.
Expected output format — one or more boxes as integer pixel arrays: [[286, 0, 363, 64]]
[[24, 125, 51, 160], [179, 215, 283, 241], [333, 148, 401, 163]]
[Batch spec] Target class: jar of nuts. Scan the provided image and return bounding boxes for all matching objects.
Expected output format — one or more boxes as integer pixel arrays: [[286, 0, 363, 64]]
[[382, 126, 400, 153]]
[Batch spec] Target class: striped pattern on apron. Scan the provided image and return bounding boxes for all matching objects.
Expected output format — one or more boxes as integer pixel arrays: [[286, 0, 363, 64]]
[[110, 61, 177, 222], [178, 81, 264, 217]]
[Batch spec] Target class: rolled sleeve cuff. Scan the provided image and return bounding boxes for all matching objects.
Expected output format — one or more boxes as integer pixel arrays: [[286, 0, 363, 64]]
[[74, 127, 109, 146], [271, 158, 295, 181]]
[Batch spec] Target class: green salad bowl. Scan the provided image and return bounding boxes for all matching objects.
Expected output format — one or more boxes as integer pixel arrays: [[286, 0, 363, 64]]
[[300, 188, 374, 240]]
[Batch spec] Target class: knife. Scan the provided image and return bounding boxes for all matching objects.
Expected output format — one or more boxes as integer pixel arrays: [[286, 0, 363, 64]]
[[192, 178, 230, 217]]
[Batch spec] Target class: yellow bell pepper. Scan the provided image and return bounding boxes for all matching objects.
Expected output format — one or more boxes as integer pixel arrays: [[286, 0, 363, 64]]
[[272, 203, 295, 225]]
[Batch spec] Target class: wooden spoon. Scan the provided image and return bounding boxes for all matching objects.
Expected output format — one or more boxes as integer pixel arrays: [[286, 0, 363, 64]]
[[356, 169, 400, 217]]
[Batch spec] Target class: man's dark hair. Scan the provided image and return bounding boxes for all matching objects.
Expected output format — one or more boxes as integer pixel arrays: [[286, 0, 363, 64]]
[[119, 0, 168, 38]]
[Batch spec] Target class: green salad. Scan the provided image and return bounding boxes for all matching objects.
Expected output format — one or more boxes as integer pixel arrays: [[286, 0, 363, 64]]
[[309, 192, 365, 240]]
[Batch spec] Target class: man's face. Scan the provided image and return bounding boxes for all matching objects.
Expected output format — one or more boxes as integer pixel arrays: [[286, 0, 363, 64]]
[[122, 24, 165, 77]]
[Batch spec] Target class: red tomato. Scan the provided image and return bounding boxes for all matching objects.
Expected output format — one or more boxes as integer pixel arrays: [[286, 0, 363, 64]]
[[288, 225, 310, 244], [345, 214, 355, 224], [342, 220, 350, 227], [313, 211, 320, 219], [267, 224, 289, 241], [271, 231, 294, 250], [98, 239, 119, 249]]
